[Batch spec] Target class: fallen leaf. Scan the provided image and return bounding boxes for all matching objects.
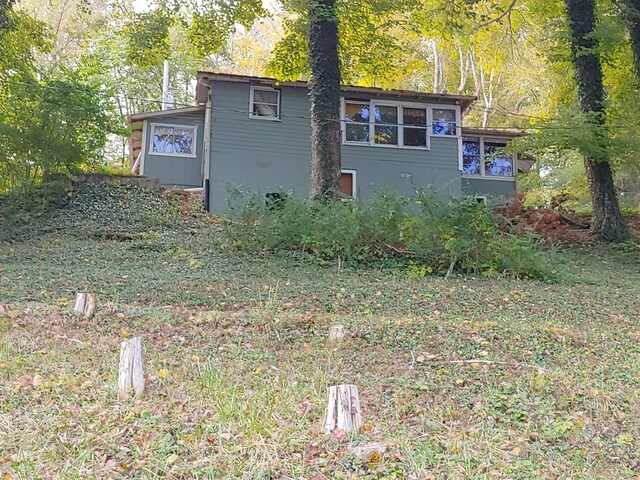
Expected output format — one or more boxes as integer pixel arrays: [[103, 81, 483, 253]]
[[166, 453, 179, 465], [157, 368, 168, 379]]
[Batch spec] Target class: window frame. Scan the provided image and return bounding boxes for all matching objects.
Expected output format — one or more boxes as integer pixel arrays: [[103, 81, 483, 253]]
[[459, 135, 515, 180], [249, 86, 281, 121], [341, 98, 460, 150], [149, 122, 198, 158]]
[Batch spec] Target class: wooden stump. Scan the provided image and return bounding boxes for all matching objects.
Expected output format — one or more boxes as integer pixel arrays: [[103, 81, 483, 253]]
[[324, 384, 362, 433], [74, 293, 96, 318], [328, 324, 345, 344], [118, 336, 145, 400]]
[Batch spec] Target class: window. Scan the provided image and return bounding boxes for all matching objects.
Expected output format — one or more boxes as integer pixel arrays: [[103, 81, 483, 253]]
[[151, 124, 196, 157], [403, 108, 427, 147], [344, 102, 370, 142], [432, 109, 456, 136], [343, 100, 451, 149], [461, 137, 514, 178], [462, 137, 481, 175], [250, 86, 280, 119], [484, 142, 513, 176], [373, 105, 399, 145]]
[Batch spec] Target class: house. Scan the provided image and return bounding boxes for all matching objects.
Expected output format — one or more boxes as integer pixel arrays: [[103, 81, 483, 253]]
[[128, 72, 532, 211]]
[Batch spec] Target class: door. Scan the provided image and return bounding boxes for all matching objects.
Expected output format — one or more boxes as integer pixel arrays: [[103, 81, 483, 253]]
[[340, 170, 356, 197]]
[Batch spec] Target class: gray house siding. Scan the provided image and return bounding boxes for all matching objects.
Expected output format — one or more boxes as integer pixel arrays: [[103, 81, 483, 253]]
[[462, 177, 516, 198], [209, 81, 462, 212], [142, 111, 205, 187]]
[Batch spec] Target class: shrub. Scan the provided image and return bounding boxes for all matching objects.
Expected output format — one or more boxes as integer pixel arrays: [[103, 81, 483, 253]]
[[220, 189, 554, 279], [0, 178, 73, 242]]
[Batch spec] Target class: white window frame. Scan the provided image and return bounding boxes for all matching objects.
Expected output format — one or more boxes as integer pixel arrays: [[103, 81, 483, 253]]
[[341, 168, 357, 198], [341, 98, 460, 150], [460, 136, 515, 181], [149, 123, 197, 158], [249, 86, 281, 121]]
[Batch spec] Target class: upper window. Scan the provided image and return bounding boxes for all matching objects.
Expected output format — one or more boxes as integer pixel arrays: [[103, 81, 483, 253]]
[[432, 108, 457, 136], [462, 137, 513, 177], [151, 124, 196, 157], [344, 102, 370, 143], [343, 100, 442, 149], [250, 86, 280, 120], [403, 107, 427, 147], [374, 105, 399, 145]]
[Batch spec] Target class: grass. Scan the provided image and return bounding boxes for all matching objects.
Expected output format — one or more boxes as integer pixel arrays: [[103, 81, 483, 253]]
[[1, 183, 640, 479]]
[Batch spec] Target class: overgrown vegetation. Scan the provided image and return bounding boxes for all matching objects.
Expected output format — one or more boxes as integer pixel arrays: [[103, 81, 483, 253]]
[[221, 190, 554, 279]]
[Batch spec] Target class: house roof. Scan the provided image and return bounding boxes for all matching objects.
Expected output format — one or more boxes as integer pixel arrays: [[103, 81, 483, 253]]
[[197, 71, 478, 112], [128, 106, 205, 122], [461, 127, 527, 138]]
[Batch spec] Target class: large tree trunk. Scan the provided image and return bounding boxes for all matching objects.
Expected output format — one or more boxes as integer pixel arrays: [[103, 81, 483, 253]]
[[308, 0, 341, 200], [565, 0, 629, 241], [622, 0, 640, 79]]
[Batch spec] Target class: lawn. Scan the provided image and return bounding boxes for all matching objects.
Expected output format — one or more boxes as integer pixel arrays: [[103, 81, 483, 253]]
[[1, 183, 639, 479]]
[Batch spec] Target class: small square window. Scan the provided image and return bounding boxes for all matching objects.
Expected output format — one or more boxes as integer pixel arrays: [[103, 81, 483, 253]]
[[250, 87, 280, 119], [432, 108, 456, 136]]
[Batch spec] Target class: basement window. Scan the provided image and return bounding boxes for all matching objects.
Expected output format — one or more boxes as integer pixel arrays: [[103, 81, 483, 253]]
[[150, 123, 196, 157], [250, 86, 280, 120]]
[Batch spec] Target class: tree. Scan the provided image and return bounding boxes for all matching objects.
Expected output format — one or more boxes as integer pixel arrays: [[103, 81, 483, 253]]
[[564, 0, 629, 240], [619, 0, 640, 79], [0, 0, 16, 31], [308, 0, 341, 199]]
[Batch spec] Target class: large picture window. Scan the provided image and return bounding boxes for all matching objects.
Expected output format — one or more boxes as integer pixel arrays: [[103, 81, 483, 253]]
[[150, 124, 196, 157], [250, 86, 280, 119], [342, 100, 450, 149], [462, 137, 514, 178]]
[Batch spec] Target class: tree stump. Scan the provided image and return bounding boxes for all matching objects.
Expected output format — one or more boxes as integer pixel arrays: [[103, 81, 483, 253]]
[[324, 384, 362, 433], [328, 324, 345, 344], [118, 337, 145, 400], [74, 293, 96, 318]]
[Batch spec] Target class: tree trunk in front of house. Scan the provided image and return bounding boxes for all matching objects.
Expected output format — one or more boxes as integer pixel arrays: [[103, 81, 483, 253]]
[[565, 0, 629, 241], [622, 0, 640, 80], [308, 0, 341, 201]]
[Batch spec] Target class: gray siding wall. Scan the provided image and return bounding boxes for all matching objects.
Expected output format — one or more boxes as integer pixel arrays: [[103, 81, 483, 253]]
[[142, 111, 205, 187], [462, 177, 516, 198], [209, 81, 462, 212]]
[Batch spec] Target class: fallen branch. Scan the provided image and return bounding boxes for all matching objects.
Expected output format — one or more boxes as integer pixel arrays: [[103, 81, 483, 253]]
[[559, 212, 590, 229], [383, 243, 413, 256]]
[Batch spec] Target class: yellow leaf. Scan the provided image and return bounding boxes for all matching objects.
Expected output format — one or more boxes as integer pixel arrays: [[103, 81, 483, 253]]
[[121, 329, 128, 339], [360, 424, 373, 432], [253, 367, 263, 375], [157, 368, 168, 379], [368, 451, 381, 463], [12, 384, 21, 393], [454, 379, 465, 386], [511, 446, 522, 456], [191, 354, 200, 362]]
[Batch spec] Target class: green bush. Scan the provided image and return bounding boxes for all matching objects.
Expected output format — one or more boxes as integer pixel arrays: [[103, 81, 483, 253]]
[[0, 179, 73, 242], [220, 189, 555, 279]]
